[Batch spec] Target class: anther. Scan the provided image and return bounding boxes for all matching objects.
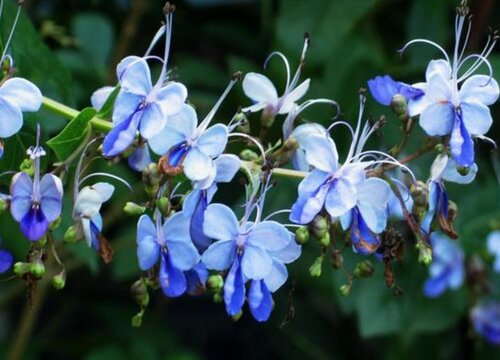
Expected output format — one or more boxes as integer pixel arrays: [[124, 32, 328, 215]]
[[232, 71, 242, 81], [163, 2, 175, 15]]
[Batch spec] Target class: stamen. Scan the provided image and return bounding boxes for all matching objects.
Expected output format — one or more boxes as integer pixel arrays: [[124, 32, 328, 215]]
[[144, 25, 167, 57], [398, 39, 451, 65], [79, 172, 132, 191], [158, 7, 174, 84], [264, 51, 291, 91], [345, 90, 366, 163], [263, 209, 291, 221], [229, 132, 267, 160], [0, 1, 22, 65], [74, 138, 99, 201]]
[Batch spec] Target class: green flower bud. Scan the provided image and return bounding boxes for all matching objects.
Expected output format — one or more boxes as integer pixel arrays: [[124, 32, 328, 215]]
[[49, 217, 62, 231], [319, 232, 330, 247], [13, 262, 31, 276], [434, 143, 445, 153], [239, 149, 259, 161], [30, 258, 45, 279], [295, 226, 310, 245], [64, 225, 79, 244], [310, 215, 328, 239], [353, 260, 375, 279], [260, 109, 275, 129], [231, 311, 243, 322], [235, 113, 250, 133], [20, 158, 34, 176], [131, 312, 143, 328], [124, 202, 146, 216], [34, 236, 47, 248], [131, 279, 149, 308], [213, 292, 223, 304], [156, 197, 170, 217], [331, 250, 343, 269], [206, 275, 224, 291], [410, 181, 428, 208], [0, 197, 8, 213], [416, 241, 433, 266], [447, 200, 458, 222], [339, 283, 351, 297], [390, 94, 408, 120], [456, 165, 469, 176], [309, 255, 323, 277], [142, 163, 162, 188], [51, 270, 66, 290]]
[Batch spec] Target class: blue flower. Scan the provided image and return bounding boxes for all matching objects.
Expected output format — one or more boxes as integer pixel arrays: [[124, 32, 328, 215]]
[[0, 247, 13, 274], [102, 11, 188, 157], [10, 130, 63, 241], [400, 7, 499, 167], [185, 263, 209, 296], [137, 211, 200, 297], [242, 38, 310, 116], [182, 154, 240, 252], [149, 76, 237, 185], [471, 302, 500, 345], [73, 182, 115, 251], [128, 143, 152, 172], [487, 231, 500, 273], [202, 203, 300, 320], [423, 232, 464, 298], [367, 75, 424, 106]]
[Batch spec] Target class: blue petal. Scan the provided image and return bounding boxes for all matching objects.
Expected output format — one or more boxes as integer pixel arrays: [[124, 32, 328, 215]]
[[186, 263, 209, 296], [224, 256, 246, 316], [450, 111, 474, 167], [156, 82, 188, 115], [189, 191, 211, 252], [160, 253, 187, 297], [163, 212, 192, 243], [119, 57, 152, 96], [183, 147, 214, 181], [103, 111, 141, 157], [201, 239, 236, 271], [459, 74, 499, 106], [10, 172, 33, 222], [351, 208, 381, 255], [241, 244, 272, 280], [91, 86, 114, 110], [195, 124, 228, 158], [268, 237, 301, 264], [167, 239, 200, 272], [461, 100, 493, 135], [246, 221, 290, 251], [136, 215, 160, 270], [0, 249, 13, 273], [248, 280, 273, 322], [419, 102, 454, 136], [90, 219, 101, 251], [214, 154, 240, 183], [263, 260, 288, 292], [297, 169, 329, 195], [303, 134, 338, 173], [423, 274, 448, 298], [324, 178, 357, 218], [290, 183, 330, 224], [367, 75, 401, 106], [138, 102, 167, 140], [21, 207, 48, 241], [40, 174, 63, 222], [0, 98, 22, 138], [128, 144, 152, 172], [203, 204, 240, 241], [112, 91, 143, 125]]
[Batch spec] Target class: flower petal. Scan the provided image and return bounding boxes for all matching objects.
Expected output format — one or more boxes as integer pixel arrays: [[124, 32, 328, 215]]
[[103, 111, 141, 157], [224, 257, 245, 316], [0, 249, 13, 273], [90, 86, 114, 110], [263, 261, 288, 292], [157, 82, 188, 115], [128, 144, 152, 172], [241, 244, 272, 280], [112, 91, 143, 125], [459, 74, 499, 106], [246, 221, 290, 251], [195, 124, 228, 158], [419, 102, 454, 136], [139, 102, 167, 140], [203, 203, 240, 241], [242, 72, 278, 107], [160, 253, 187, 297], [278, 79, 310, 114], [268, 237, 301, 264], [248, 280, 273, 322], [450, 113, 474, 167], [40, 174, 63, 222], [21, 207, 48, 241], [214, 154, 240, 183], [297, 169, 329, 195], [183, 147, 214, 181], [303, 134, 338, 173], [461, 100, 493, 136], [202, 239, 236, 271], [167, 239, 200, 271], [0, 98, 22, 138], [324, 178, 357, 218], [356, 177, 391, 209], [119, 57, 152, 96], [0, 78, 42, 112], [10, 172, 33, 222], [367, 75, 400, 106], [136, 215, 160, 270], [425, 59, 452, 81], [290, 183, 329, 224]]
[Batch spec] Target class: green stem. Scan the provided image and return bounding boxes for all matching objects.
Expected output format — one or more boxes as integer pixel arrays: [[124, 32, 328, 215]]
[[41, 96, 112, 132]]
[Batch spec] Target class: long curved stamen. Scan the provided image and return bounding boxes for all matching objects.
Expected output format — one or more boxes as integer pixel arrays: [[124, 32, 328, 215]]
[[0, 0, 4, 25], [353, 150, 416, 182], [287, 35, 310, 92], [458, 34, 497, 81], [457, 16, 472, 65], [326, 120, 355, 139], [73, 138, 99, 201], [158, 5, 174, 84], [144, 24, 166, 57], [457, 54, 494, 83], [398, 39, 451, 64], [345, 92, 366, 163], [197, 74, 239, 133], [355, 118, 383, 157], [0, 2, 22, 65], [264, 51, 291, 91], [263, 209, 291, 221], [284, 98, 339, 139], [475, 134, 497, 148], [79, 172, 132, 191], [229, 132, 267, 160], [30, 124, 44, 202]]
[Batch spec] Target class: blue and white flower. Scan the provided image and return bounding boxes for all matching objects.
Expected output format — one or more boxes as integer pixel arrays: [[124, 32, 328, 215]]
[[487, 230, 500, 273], [367, 75, 424, 106], [423, 232, 464, 298], [471, 302, 500, 345]]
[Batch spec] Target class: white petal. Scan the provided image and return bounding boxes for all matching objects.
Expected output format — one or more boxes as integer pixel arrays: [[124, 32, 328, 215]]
[[0, 99, 22, 138], [90, 86, 114, 110], [461, 100, 493, 136], [459, 75, 499, 106], [203, 203, 240, 241], [183, 147, 214, 181], [303, 134, 338, 173], [425, 59, 452, 82], [278, 79, 310, 114], [0, 78, 42, 112], [242, 72, 278, 107], [419, 102, 454, 136]]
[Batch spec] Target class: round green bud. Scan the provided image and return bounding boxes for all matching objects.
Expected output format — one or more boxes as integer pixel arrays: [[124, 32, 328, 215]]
[[20, 158, 34, 176], [156, 197, 170, 217], [339, 284, 351, 297], [13, 262, 31, 276], [235, 113, 250, 133], [30, 258, 45, 279], [131, 313, 143, 328], [51, 270, 66, 290], [239, 149, 259, 161], [310, 215, 328, 239], [331, 250, 343, 269], [295, 226, 310, 245], [353, 260, 375, 279], [124, 202, 146, 216], [309, 256, 323, 277], [0, 197, 8, 213], [434, 143, 445, 153], [213, 292, 223, 304], [131, 279, 149, 308], [206, 275, 224, 291], [319, 232, 331, 247], [416, 242, 433, 266], [260, 109, 275, 129], [34, 236, 47, 248], [49, 217, 62, 231], [64, 225, 78, 244], [390, 94, 408, 118], [410, 181, 428, 207]]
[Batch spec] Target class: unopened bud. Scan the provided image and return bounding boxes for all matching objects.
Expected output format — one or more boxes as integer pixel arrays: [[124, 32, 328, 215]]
[[124, 202, 146, 216], [231, 311, 243, 322], [156, 197, 170, 217], [260, 108, 275, 129], [0, 197, 8, 213], [339, 283, 351, 296], [353, 260, 375, 278], [235, 113, 250, 133], [142, 163, 162, 188], [309, 256, 323, 277], [390, 94, 408, 121], [213, 292, 223, 304], [434, 143, 445, 153], [51, 270, 66, 290], [49, 217, 62, 231], [295, 226, 310, 245], [34, 236, 47, 248], [447, 200, 458, 222], [331, 250, 343, 269], [410, 181, 428, 207], [416, 241, 433, 266], [239, 149, 259, 161], [282, 136, 299, 152], [13, 262, 31, 276], [20, 158, 34, 176], [456, 165, 469, 176], [131, 279, 149, 308], [310, 215, 328, 239], [64, 225, 78, 244], [131, 312, 143, 328], [319, 232, 330, 247], [30, 258, 45, 278], [206, 275, 224, 291]]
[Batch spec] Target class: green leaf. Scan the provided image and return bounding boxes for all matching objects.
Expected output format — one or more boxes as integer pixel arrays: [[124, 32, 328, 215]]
[[47, 107, 97, 161], [97, 86, 120, 119]]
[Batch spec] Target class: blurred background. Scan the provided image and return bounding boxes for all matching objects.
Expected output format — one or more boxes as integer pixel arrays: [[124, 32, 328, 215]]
[[0, 0, 499, 359]]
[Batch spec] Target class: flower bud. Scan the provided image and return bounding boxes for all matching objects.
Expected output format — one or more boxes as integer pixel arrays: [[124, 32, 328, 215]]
[[309, 256, 323, 277], [131, 279, 149, 308], [295, 226, 310, 245], [13, 262, 31, 276], [235, 113, 250, 133], [124, 202, 146, 216], [0, 197, 8, 213], [339, 283, 351, 297], [410, 181, 428, 207], [34, 236, 47, 248], [447, 200, 458, 222], [319, 232, 330, 247], [456, 165, 469, 176], [49, 217, 62, 231], [390, 94, 408, 121], [20, 158, 34, 176], [434, 143, 445, 153], [64, 225, 78, 244], [331, 250, 343, 269], [142, 163, 162, 196], [131, 312, 143, 328], [213, 292, 223, 304], [353, 260, 375, 278], [416, 241, 433, 266], [231, 311, 243, 322], [239, 149, 259, 161], [260, 108, 275, 129], [51, 270, 66, 290], [206, 275, 224, 291], [30, 258, 45, 279], [156, 197, 170, 217], [310, 215, 328, 239]]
